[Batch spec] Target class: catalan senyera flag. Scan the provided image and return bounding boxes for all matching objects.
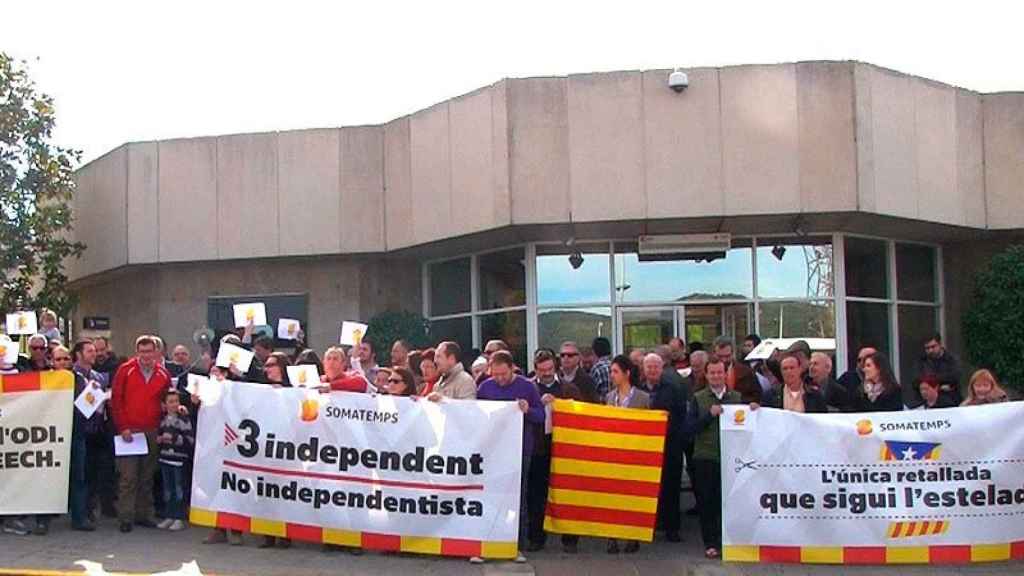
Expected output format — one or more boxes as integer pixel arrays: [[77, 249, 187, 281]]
[[543, 399, 668, 542]]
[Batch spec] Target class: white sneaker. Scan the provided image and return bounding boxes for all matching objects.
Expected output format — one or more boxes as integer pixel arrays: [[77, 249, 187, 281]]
[[168, 520, 186, 531], [468, 556, 485, 564], [515, 552, 527, 563], [157, 518, 174, 530]]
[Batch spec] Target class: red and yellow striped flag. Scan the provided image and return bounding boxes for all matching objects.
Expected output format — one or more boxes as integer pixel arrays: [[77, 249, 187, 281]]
[[543, 399, 668, 542]]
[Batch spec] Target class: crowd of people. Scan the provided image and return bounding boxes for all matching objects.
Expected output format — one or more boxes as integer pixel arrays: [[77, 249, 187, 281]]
[[0, 317, 1017, 562]]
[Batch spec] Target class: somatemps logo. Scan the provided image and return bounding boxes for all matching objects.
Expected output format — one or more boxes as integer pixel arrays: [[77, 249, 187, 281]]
[[856, 419, 873, 436], [733, 409, 747, 426], [300, 396, 319, 422]]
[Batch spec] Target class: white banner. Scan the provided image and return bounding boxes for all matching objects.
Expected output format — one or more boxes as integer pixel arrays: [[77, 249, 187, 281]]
[[722, 403, 1024, 563], [0, 372, 73, 514], [191, 381, 523, 557]]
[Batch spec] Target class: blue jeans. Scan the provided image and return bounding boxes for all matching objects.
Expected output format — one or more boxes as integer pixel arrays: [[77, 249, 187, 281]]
[[160, 464, 185, 520], [69, 434, 89, 526]]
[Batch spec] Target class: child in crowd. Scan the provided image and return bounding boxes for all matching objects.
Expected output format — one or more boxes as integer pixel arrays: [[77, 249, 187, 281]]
[[157, 389, 194, 531], [39, 309, 63, 344]]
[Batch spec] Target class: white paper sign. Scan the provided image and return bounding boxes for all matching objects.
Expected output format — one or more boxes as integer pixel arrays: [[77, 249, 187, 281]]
[[232, 303, 267, 328], [286, 364, 320, 388], [544, 403, 553, 435], [0, 335, 19, 365], [216, 343, 255, 373], [74, 381, 108, 419], [5, 311, 38, 336], [277, 318, 301, 340], [114, 432, 149, 456], [339, 321, 368, 346]]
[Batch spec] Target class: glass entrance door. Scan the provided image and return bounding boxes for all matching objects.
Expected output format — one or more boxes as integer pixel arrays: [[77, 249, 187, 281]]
[[618, 304, 752, 353], [682, 304, 751, 348], [619, 308, 675, 353]]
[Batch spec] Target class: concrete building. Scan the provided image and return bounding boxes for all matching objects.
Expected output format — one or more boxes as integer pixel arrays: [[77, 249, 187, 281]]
[[67, 61, 1024, 383]]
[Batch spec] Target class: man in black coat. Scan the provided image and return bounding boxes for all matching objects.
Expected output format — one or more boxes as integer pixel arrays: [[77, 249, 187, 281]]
[[918, 334, 962, 407]]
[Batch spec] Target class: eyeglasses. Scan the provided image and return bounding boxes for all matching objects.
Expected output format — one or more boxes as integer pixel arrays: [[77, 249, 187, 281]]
[[560, 352, 579, 357], [30, 345, 47, 351]]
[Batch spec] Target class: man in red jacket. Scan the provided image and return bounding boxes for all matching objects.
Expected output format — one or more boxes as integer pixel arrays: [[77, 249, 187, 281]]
[[110, 335, 172, 533]]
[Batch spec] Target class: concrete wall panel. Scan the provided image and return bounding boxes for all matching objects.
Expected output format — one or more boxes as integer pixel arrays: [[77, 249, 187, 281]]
[[450, 88, 497, 233], [490, 81, 512, 227], [956, 91, 986, 229], [983, 93, 1024, 229], [158, 138, 218, 262], [642, 68, 724, 218], [854, 64, 876, 212], [914, 80, 958, 225], [409, 103, 451, 244], [384, 118, 414, 250], [216, 133, 279, 259], [126, 142, 159, 263], [508, 77, 570, 224], [797, 62, 857, 212], [568, 72, 645, 221], [278, 128, 341, 255], [74, 147, 128, 278], [865, 67, 918, 219], [340, 126, 385, 252], [720, 64, 800, 215]]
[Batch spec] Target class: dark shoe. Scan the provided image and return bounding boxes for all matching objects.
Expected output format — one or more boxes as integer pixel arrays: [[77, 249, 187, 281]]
[[135, 518, 158, 529], [259, 536, 276, 549], [526, 541, 545, 552], [624, 541, 640, 554], [33, 523, 49, 536], [562, 540, 579, 554], [72, 522, 96, 532], [119, 522, 133, 533], [666, 531, 681, 542], [606, 540, 619, 554]]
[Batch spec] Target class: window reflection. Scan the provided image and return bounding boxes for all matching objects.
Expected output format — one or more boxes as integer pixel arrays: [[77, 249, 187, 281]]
[[427, 317, 473, 360], [479, 248, 526, 310], [898, 305, 938, 387], [429, 258, 471, 316], [758, 301, 835, 339], [537, 243, 611, 305], [538, 307, 612, 352], [846, 301, 890, 369], [613, 240, 753, 302], [756, 237, 833, 299], [480, 310, 528, 368], [845, 237, 888, 299], [896, 244, 937, 303]]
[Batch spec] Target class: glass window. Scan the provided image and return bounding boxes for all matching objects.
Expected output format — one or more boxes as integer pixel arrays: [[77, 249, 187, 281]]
[[479, 248, 526, 310], [758, 301, 836, 340], [427, 317, 473, 362], [896, 243, 937, 303], [537, 307, 612, 353], [621, 309, 674, 352], [844, 237, 888, 299], [897, 305, 938, 388], [683, 304, 753, 347], [846, 301, 891, 368], [613, 240, 753, 303], [480, 310, 528, 369], [429, 258, 471, 316], [207, 294, 308, 349], [756, 237, 833, 299], [537, 243, 611, 305]]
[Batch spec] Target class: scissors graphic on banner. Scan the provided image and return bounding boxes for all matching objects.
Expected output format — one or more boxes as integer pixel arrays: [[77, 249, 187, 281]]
[[735, 458, 758, 473]]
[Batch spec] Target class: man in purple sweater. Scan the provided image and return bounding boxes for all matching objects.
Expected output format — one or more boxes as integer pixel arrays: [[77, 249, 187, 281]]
[[475, 350, 544, 564]]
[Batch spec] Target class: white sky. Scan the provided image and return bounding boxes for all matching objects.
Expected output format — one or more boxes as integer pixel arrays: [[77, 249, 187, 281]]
[[5, 1, 1022, 164]]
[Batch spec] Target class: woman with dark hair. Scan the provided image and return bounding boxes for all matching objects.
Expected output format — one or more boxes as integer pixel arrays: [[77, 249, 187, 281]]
[[385, 368, 417, 397], [294, 349, 323, 375], [417, 348, 439, 396], [603, 354, 649, 555], [261, 352, 292, 388], [850, 352, 903, 412]]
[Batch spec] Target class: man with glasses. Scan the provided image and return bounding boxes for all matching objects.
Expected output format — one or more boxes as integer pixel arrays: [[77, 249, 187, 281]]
[[557, 341, 598, 403], [16, 334, 50, 373], [839, 346, 877, 401]]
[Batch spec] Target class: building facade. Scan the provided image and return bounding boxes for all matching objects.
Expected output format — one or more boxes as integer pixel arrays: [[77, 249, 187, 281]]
[[67, 61, 1024, 379]]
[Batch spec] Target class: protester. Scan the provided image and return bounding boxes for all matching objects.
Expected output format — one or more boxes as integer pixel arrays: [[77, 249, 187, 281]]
[[918, 334, 963, 407], [201, 365, 244, 546], [741, 334, 761, 361], [589, 337, 613, 400], [713, 337, 761, 404], [16, 334, 50, 372], [686, 356, 742, 559], [294, 349, 324, 375], [808, 352, 847, 411], [667, 337, 689, 370], [639, 352, 689, 543], [167, 345, 192, 378], [156, 389, 193, 532], [849, 352, 903, 412], [417, 348, 440, 395], [261, 352, 292, 388], [39, 309, 63, 344], [838, 346, 876, 398], [93, 336, 122, 381], [49, 346, 91, 533], [683, 349, 709, 517], [357, 340, 380, 384], [428, 342, 476, 400], [390, 339, 411, 370], [961, 369, 1010, 406], [320, 347, 368, 393], [473, 350, 543, 564], [919, 375, 955, 409], [526, 349, 582, 553], [470, 355, 488, 383], [70, 341, 109, 530], [628, 347, 646, 371], [558, 341, 598, 403], [110, 335, 173, 533], [383, 368, 417, 396], [753, 354, 827, 413], [605, 355, 649, 554], [373, 367, 391, 391]]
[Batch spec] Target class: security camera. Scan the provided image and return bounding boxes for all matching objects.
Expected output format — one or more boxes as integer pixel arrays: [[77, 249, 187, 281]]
[[668, 68, 689, 93], [568, 251, 584, 270]]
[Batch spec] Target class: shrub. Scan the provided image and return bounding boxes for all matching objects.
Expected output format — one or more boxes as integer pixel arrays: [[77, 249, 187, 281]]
[[963, 245, 1024, 394]]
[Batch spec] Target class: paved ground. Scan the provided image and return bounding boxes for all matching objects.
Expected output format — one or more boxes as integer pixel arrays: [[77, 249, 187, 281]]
[[1, 515, 1021, 576]]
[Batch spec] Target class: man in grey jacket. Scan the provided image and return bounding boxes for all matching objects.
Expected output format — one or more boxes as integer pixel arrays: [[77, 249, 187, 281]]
[[428, 341, 477, 400]]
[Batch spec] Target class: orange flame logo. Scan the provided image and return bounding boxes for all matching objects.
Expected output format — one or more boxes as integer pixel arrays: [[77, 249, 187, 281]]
[[300, 398, 319, 422], [17, 315, 27, 329], [297, 369, 307, 385], [245, 308, 255, 321], [287, 323, 297, 336], [857, 419, 873, 436], [733, 409, 747, 425]]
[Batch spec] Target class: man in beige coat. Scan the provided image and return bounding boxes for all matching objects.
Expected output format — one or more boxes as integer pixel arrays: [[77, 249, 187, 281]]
[[428, 341, 477, 400]]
